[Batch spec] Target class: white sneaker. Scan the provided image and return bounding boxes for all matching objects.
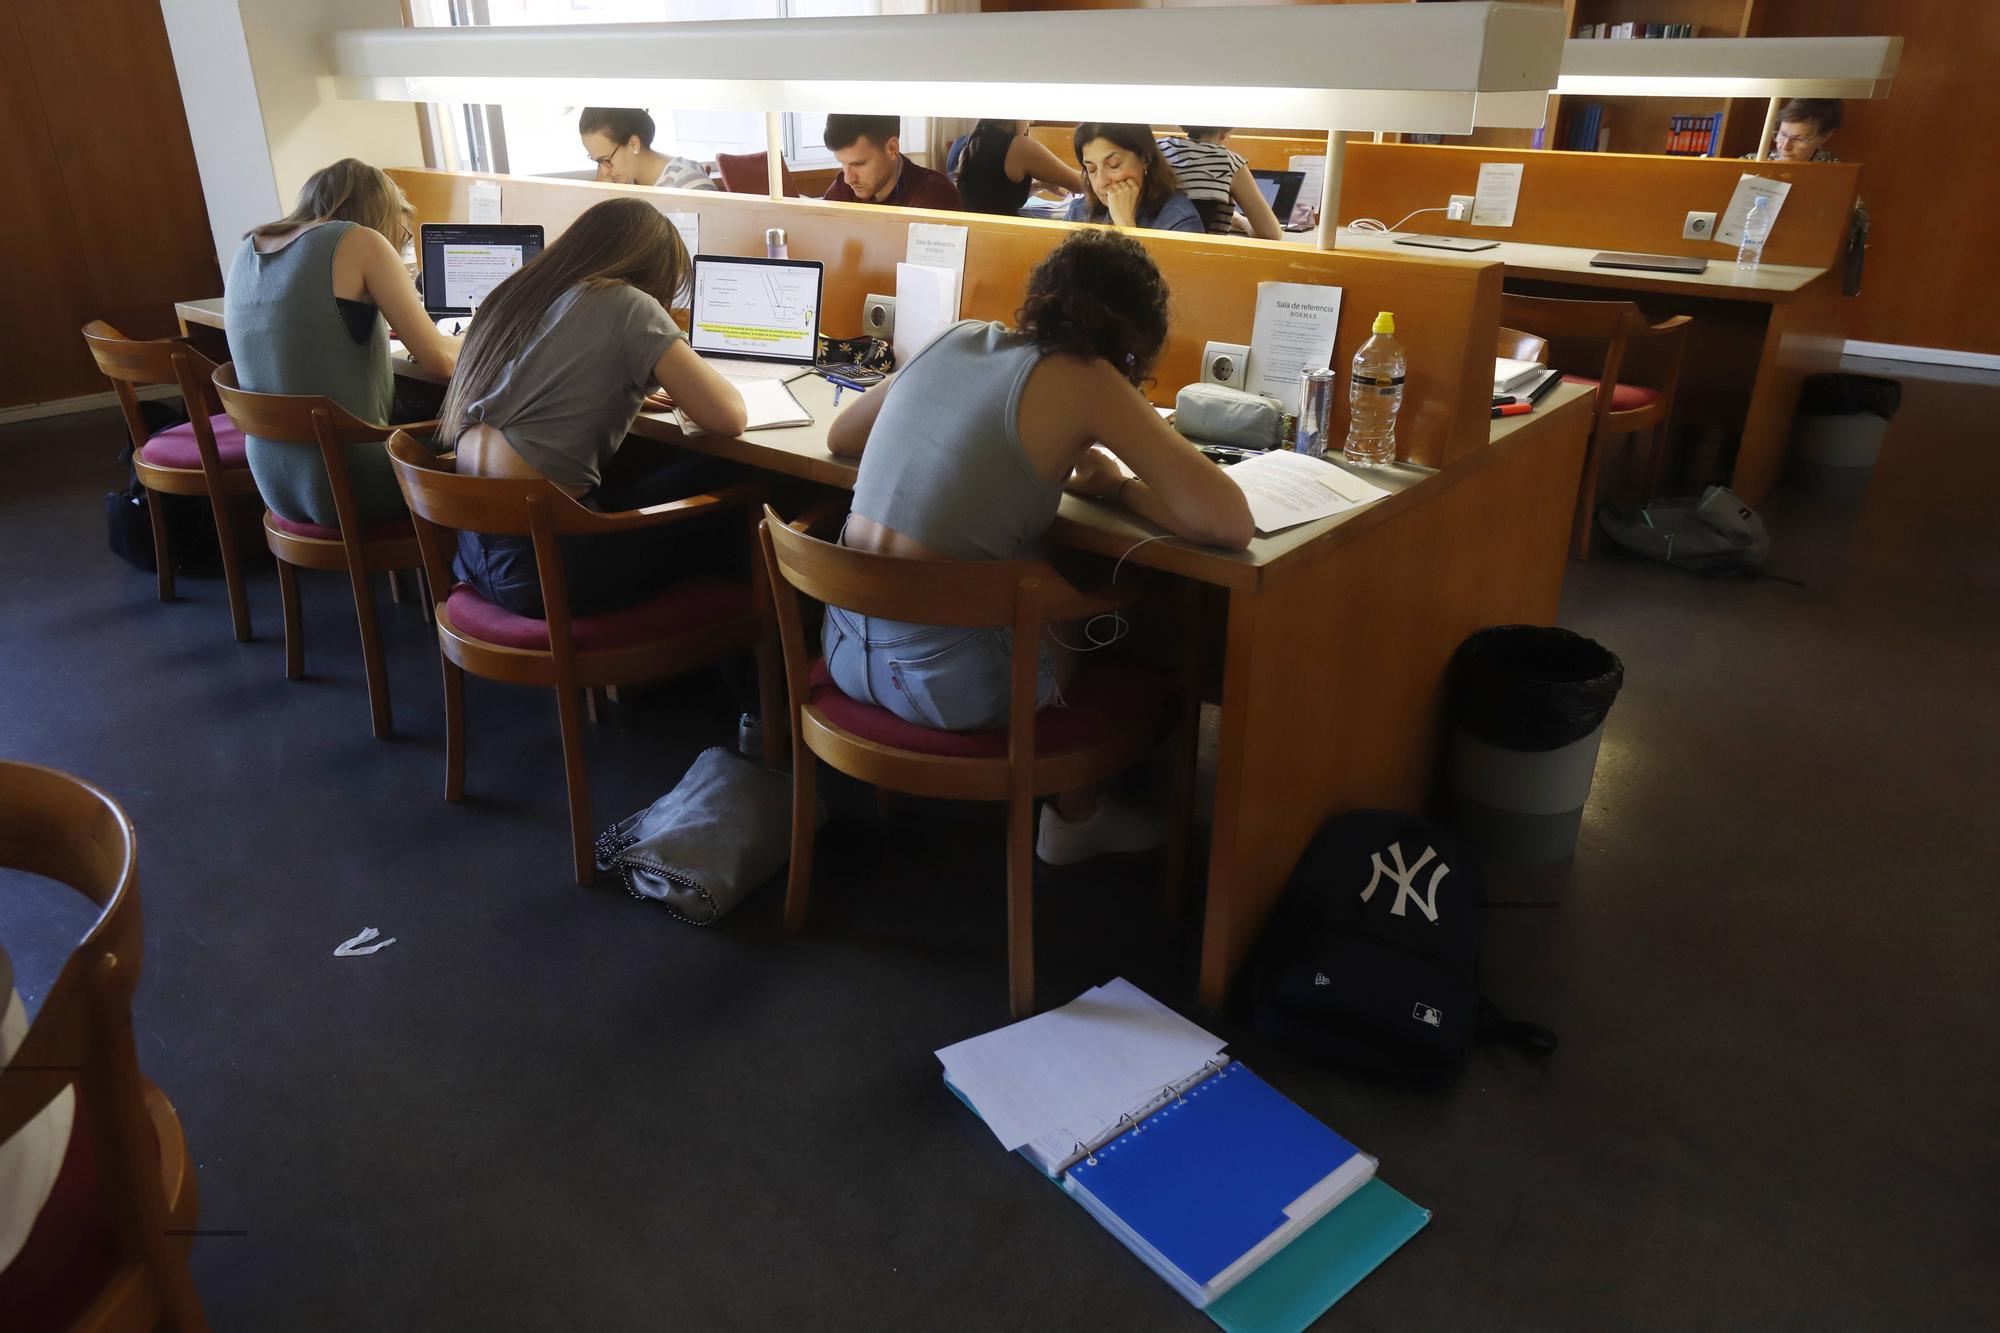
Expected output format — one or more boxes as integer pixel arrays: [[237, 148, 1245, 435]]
[[1036, 796, 1168, 866]]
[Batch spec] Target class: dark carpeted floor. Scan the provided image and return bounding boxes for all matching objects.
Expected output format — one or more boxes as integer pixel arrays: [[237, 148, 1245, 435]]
[[2, 356, 1994, 1330]]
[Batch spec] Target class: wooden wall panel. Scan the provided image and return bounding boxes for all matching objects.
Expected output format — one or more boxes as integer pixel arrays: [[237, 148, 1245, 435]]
[[0, 2, 100, 408], [0, 0, 220, 409], [1340, 142, 1859, 268], [389, 168, 1506, 468], [1752, 0, 2000, 355]]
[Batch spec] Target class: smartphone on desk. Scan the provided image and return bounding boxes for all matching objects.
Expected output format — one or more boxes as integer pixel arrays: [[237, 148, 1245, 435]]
[[814, 363, 883, 387]]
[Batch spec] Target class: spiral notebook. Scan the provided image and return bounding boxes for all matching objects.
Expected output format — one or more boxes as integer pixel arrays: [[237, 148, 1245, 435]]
[[941, 981, 1427, 1332]]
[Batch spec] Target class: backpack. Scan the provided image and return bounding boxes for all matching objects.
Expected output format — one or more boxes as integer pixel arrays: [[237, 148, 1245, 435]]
[[1243, 810, 1555, 1087], [102, 400, 223, 575], [1595, 486, 1769, 578]]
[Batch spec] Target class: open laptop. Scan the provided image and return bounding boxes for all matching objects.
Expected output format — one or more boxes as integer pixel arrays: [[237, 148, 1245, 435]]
[[688, 254, 825, 382], [1590, 251, 1710, 274], [419, 224, 544, 319], [1249, 169, 1305, 222]]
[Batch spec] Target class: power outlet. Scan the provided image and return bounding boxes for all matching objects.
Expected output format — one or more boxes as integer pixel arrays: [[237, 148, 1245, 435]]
[[1683, 210, 1718, 242], [1201, 341, 1250, 390], [862, 292, 895, 340], [1448, 195, 1474, 223]]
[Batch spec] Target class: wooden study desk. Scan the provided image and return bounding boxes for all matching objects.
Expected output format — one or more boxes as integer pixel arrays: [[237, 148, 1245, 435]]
[[176, 168, 1595, 1007]]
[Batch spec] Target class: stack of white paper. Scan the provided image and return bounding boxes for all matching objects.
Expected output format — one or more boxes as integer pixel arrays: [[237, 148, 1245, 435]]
[[1226, 450, 1390, 535], [936, 978, 1225, 1154]]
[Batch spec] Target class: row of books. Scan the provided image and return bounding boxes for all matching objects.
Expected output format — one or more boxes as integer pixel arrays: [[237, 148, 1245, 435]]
[[1666, 113, 1725, 157], [1562, 103, 1612, 153], [938, 979, 1428, 1330], [1577, 21, 1702, 38]]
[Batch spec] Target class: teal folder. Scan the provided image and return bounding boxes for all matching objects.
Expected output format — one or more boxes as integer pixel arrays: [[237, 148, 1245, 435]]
[[1204, 1178, 1430, 1333]]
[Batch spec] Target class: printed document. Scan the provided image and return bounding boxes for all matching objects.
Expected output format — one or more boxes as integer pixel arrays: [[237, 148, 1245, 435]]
[[906, 222, 968, 316], [1226, 449, 1389, 534], [1249, 281, 1344, 415], [1715, 174, 1793, 247], [1471, 162, 1524, 227]]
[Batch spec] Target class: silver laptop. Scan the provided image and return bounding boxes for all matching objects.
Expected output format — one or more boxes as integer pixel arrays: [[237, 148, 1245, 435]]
[[1590, 251, 1709, 274], [688, 254, 824, 382]]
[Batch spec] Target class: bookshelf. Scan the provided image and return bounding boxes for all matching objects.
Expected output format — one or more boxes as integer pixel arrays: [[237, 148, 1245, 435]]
[[1448, 0, 1771, 157]]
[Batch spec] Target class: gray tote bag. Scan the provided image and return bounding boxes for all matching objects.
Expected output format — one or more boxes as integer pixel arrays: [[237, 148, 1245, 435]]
[[593, 747, 814, 925]]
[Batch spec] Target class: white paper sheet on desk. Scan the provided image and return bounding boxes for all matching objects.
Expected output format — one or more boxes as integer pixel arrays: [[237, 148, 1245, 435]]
[[1471, 162, 1524, 227], [677, 378, 812, 434], [1289, 154, 1327, 218], [468, 179, 502, 224], [664, 211, 700, 259], [893, 262, 958, 368], [1714, 174, 1792, 247], [906, 222, 967, 315], [1249, 281, 1343, 415], [936, 977, 1225, 1152], [1227, 449, 1389, 534]]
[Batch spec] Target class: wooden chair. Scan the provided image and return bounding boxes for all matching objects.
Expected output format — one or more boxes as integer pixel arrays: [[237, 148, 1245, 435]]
[[0, 761, 206, 1331], [715, 150, 801, 197], [211, 365, 430, 740], [386, 431, 781, 884], [1496, 325, 1549, 364], [1498, 294, 1692, 558], [81, 322, 257, 643], [758, 506, 1195, 1018]]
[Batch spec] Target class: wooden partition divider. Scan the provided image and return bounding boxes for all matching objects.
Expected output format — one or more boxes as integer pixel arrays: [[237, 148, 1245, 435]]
[[1339, 143, 1861, 269], [389, 168, 1504, 468]]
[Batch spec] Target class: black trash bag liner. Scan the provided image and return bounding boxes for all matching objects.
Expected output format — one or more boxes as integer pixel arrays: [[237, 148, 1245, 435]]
[[1798, 372, 1901, 421], [1448, 625, 1624, 753]]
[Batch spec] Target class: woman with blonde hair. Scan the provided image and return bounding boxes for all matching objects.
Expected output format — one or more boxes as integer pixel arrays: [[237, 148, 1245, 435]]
[[443, 196, 747, 618], [225, 158, 459, 526]]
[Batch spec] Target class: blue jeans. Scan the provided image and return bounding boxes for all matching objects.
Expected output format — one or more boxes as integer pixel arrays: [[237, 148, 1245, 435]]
[[822, 605, 1060, 732]]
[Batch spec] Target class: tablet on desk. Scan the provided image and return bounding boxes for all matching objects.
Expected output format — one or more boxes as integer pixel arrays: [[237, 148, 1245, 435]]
[[1589, 251, 1709, 274], [1392, 234, 1499, 253]]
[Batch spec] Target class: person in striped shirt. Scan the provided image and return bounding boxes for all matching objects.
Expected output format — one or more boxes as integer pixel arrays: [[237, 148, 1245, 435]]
[[579, 107, 717, 192], [1156, 127, 1284, 241]]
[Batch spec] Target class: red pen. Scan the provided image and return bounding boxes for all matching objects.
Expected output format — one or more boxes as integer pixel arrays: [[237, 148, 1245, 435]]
[[1491, 402, 1532, 418]]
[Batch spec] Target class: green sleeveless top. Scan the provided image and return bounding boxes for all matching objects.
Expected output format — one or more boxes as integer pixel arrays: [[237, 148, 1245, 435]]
[[224, 221, 401, 526]]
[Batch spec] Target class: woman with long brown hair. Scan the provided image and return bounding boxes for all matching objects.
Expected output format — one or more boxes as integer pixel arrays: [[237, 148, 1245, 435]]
[[1063, 123, 1202, 234], [225, 158, 459, 526], [442, 196, 747, 618]]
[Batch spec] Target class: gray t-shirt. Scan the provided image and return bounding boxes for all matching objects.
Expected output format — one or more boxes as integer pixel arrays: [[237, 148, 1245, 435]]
[[452, 282, 685, 494]]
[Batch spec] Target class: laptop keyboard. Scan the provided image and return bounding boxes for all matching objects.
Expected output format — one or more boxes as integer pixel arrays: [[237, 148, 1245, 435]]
[[703, 357, 811, 383]]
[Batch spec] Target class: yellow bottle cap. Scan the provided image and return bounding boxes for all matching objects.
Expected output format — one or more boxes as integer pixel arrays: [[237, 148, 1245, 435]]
[[1372, 311, 1396, 335]]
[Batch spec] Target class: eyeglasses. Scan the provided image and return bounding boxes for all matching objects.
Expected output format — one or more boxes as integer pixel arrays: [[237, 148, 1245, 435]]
[[589, 145, 625, 169], [1773, 131, 1821, 147]]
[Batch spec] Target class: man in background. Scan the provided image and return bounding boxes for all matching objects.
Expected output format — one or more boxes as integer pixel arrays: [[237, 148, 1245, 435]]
[[823, 115, 962, 211]]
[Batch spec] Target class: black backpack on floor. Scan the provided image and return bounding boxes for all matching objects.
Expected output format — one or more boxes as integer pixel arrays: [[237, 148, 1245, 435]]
[[1243, 809, 1555, 1087], [103, 400, 222, 575]]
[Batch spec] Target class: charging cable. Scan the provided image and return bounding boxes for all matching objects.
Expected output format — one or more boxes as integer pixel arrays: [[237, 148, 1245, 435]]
[[1344, 206, 1454, 235], [1047, 532, 1173, 653]]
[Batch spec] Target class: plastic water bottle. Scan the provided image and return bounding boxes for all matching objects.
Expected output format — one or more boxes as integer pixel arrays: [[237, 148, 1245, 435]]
[[1343, 311, 1405, 467], [1736, 195, 1773, 271]]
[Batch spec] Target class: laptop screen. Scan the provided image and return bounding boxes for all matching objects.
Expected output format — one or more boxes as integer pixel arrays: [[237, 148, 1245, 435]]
[[419, 224, 544, 315], [689, 255, 824, 365], [1250, 170, 1305, 220]]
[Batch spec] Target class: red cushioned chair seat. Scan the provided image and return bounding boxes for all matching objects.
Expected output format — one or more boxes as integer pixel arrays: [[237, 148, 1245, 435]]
[[444, 578, 752, 653], [1561, 374, 1662, 413], [806, 657, 1166, 759], [137, 414, 247, 471], [0, 1106, 153, 1331], [266, 512, 416, 544]]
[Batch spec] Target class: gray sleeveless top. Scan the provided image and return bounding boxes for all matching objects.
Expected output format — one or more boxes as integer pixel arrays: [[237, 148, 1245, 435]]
[[224, 221, 400, 527], [849, 321, 1062, 560]]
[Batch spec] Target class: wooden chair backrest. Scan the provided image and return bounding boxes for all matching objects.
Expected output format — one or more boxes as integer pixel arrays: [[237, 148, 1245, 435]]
[[387, 167, 1505, 469], [214, 362, 399, 540], [81, 320, 222, 456], [0, 762, 195, 1320], [1496, 325, 1549, 364], [1500, 293, 1693, 429], [715, 151, 800, 197], [757, 508, 1042, 768]]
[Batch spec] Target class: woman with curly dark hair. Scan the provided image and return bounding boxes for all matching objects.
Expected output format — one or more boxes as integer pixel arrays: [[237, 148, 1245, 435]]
[[823, 228, 1249, 863]]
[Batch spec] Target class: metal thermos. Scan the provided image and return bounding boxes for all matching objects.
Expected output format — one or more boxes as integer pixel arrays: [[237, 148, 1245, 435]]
[[765, 228, 788, 259]]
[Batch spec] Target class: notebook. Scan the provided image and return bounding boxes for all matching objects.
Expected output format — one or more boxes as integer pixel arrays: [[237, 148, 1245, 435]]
[[1062, 1062, 1376, 1308], [675, 378, 812, 435], [1495, 357, 1548, 396]]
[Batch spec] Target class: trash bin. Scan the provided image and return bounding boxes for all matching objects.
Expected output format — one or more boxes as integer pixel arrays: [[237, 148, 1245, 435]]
[[1791, 372, 1902, 497], [1442, 626, 1624, 877]]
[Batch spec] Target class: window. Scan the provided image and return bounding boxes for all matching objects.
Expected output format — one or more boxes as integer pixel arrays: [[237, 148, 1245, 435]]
[[408, 0, 925, 178]]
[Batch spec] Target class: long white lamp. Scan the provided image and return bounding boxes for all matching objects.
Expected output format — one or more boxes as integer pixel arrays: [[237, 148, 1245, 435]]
[[1559, 35, 1901, 155], [330, 3, 1566, 249]]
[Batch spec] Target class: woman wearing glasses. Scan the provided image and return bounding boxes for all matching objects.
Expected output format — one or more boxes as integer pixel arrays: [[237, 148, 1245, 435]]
[[224, 159, 459, 527], [579, 107, 717, 191], [1758, 99, 1846, 163]]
